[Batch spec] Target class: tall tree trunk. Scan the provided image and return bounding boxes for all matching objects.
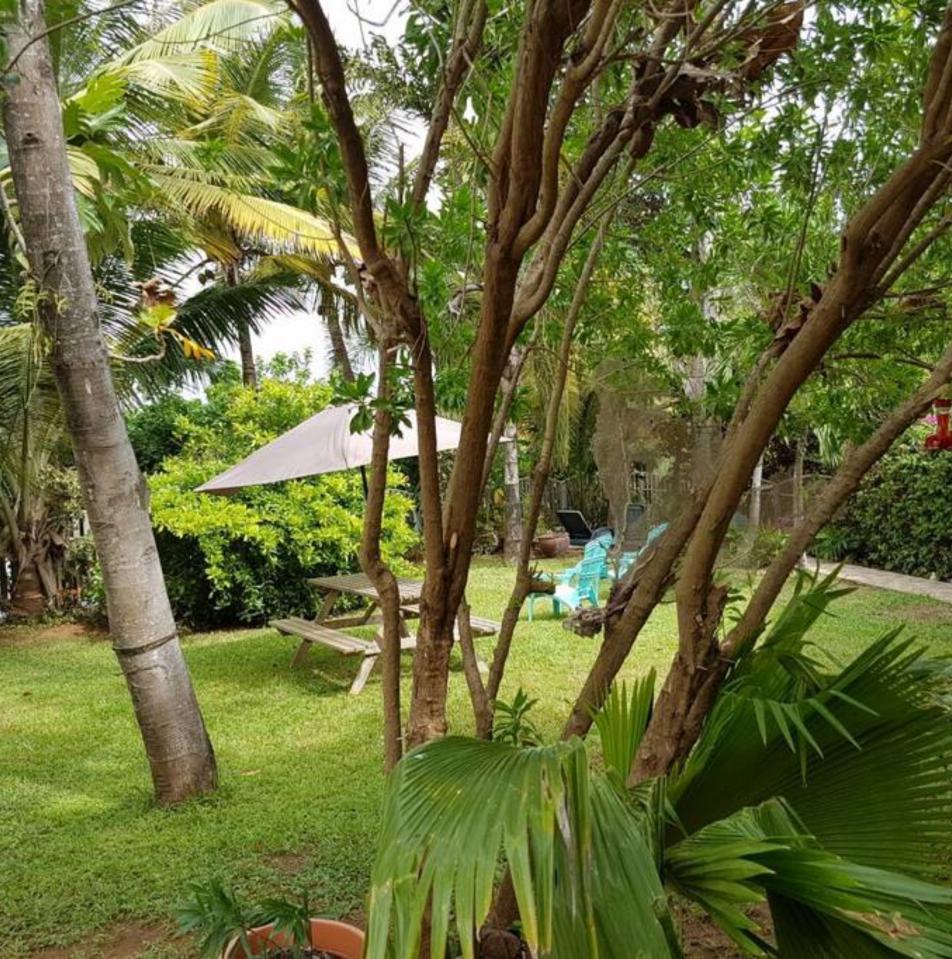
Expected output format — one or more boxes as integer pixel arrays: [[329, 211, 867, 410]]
[[325, 308, 355, 382], [360, 346, 404, 770], [11, 557, 45, 614], [502, 427, 521, 563], [2, 0, 217, 805], [471, 218, 609, 741], [0, 550, 9, 606], [237, 319, 257, 388], [223, 263, 256, 388]]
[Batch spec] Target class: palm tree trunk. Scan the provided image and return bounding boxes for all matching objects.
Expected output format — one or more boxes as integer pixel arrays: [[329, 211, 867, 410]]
[[11, 557, 45, 615], [749, 453, 764, 530], [237, 320, 256, 388], [228, 270, 257, 388], [2, 0, 217, 805], [792, 434, 806, 526], [325, 308, 355, 382]]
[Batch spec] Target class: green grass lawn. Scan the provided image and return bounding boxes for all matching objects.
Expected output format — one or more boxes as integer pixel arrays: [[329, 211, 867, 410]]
[[2, 559, 951, 957]]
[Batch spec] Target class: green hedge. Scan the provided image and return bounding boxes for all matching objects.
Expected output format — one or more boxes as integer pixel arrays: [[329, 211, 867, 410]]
[[816, 436, 952, 581], [145, 373, 418, 628]]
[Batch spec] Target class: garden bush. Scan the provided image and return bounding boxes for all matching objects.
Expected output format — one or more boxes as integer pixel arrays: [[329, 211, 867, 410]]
[[817, 434, 952, 581], [146, 363, 418, 627]]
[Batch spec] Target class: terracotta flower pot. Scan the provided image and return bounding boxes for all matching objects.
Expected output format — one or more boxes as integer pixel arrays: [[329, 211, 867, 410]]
[[535, 531, 570, 558], [221, 918, 365, 959]]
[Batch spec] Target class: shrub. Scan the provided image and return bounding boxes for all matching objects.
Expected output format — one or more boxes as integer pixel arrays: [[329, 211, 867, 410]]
[[147, 368, 418, 628], [817, 433, 952, 580], [126, 392, 202, 473]]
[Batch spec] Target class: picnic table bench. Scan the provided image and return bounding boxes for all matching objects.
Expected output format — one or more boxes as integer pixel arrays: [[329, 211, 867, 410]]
[[269, 573, 498, 694]]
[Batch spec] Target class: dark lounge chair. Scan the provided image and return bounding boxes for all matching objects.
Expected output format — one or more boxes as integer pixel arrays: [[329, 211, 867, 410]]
[[557, 509, 594, 547]]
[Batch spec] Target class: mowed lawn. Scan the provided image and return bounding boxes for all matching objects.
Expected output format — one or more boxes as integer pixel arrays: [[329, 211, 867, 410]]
[[2, 559, 952, 957]]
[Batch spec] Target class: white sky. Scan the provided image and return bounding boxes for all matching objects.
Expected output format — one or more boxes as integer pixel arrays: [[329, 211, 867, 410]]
[[219, 1, 412, 380]]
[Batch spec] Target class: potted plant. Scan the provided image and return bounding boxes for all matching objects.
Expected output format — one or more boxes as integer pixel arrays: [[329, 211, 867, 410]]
[[178, 882, 365, 959], [533, 530, 569, 558]]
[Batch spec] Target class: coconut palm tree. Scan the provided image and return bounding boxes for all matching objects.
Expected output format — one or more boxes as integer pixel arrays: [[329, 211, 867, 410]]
[[366, 570, 952, 957], [3, 0, 222, 805], [1, 0, 344, 386]]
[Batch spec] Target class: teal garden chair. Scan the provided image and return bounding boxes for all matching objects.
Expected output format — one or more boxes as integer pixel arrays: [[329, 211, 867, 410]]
[[544, 530, 613, 594], [612, 523, 669, 580], [527, 554, 604, 620]]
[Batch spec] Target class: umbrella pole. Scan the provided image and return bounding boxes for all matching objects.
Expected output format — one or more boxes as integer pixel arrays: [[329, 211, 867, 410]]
[[360, 465, 369, 499]]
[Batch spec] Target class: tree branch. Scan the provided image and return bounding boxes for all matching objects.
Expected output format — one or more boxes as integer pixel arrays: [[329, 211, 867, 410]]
[[291, 0, 387, 273], [410, 0, 488, 212]]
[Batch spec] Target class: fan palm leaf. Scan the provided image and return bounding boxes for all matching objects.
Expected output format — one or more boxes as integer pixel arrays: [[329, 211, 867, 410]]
[[368, 574, 952, 957], [669, 800, 952, 957], [367, 736, 678, 959], [670, 581, 952, 885]]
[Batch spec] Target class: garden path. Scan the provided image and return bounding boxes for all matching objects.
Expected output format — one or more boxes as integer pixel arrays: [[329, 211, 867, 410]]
[[803, 557, 952, 605]]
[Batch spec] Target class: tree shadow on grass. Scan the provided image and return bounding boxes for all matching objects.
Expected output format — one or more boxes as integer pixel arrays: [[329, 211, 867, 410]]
[[181, 629, 365, 696]]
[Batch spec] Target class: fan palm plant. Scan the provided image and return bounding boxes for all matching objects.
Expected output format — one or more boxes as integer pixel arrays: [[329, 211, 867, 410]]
[[366, 570, 952, 958]]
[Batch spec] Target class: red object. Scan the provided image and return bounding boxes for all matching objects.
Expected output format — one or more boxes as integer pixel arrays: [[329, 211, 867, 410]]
[[221, 918, 365, 958], [925, 398, 952, 451]]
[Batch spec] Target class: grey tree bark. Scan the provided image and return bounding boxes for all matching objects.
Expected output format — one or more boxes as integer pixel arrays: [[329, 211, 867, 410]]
[[2, 0, 218, 805], [237, 319, 257, 388]]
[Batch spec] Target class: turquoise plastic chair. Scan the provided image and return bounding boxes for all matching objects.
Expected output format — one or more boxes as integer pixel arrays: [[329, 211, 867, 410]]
[[564, 534, 611, 579], [544, 531, 613, 593], [613, 523, 669, 580], [527, 554, 603, 620], [588, 531, 614, 579]]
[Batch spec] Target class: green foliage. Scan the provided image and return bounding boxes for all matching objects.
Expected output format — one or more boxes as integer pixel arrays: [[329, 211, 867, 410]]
[[330, 360, 414, 437], [818, 435, 952, 579], [126, 393, 201, 473], [591, 671, 655, 785], [147, 368, 417, 627]]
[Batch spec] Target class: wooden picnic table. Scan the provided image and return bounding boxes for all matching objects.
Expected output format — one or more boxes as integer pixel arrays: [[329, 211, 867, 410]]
[[270, 573, 499, 694], [306, 572, 424, 631]]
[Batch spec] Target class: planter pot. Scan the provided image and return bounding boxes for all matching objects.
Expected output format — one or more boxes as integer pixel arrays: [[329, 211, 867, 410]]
[[221, 918, 365, 959], [535, 532, 570, 558]]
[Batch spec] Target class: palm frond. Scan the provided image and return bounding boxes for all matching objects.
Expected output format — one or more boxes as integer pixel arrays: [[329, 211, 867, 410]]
[[668, 800, 952, 958], [592, 671, 656, 785], [367, 736, 678, 959], [147, 172, 340, 257], [110, 52, 219, 102], [120, 0, 287, 62]]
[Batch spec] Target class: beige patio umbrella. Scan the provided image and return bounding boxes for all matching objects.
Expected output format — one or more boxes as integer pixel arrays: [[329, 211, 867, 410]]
[[196, 403, 476, 494]]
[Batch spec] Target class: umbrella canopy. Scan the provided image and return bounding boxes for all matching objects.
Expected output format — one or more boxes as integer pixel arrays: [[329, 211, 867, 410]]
[[197, 403, 472, 494]]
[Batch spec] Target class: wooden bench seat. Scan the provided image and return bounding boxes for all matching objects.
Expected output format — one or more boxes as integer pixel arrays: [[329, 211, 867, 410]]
[[271, 612, 500, 695], [271, 618, 369, 656], [462, 615, 499, 637], [270, 617, 416, 694], [399, 611, 499, 637]]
